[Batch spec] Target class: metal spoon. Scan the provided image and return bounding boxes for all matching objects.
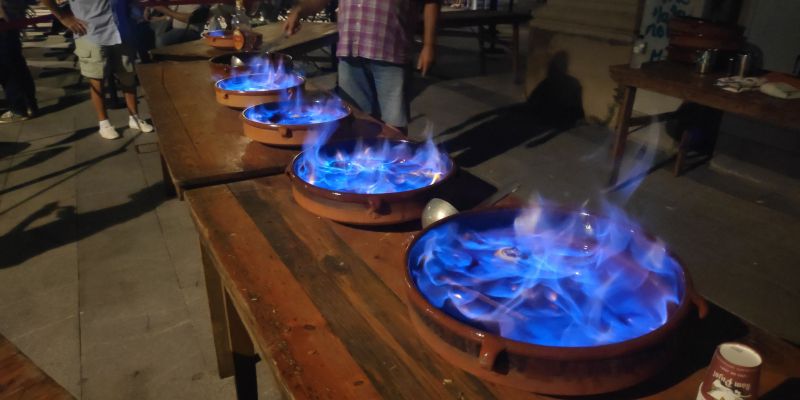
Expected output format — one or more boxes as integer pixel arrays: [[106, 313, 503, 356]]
[[231, 55, 246, 67], [421, 183, 521, 228]]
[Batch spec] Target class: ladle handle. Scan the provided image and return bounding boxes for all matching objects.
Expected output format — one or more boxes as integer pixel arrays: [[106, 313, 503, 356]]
[[479, 336, 505, 371]]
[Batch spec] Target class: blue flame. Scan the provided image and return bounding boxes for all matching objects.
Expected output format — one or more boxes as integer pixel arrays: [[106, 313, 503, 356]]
[[217, 73, 302, 92], [408, 206, 684, 347], [207, 30, 227, 38], [244, 94, 348, 125], [294, 138, 452, 194]]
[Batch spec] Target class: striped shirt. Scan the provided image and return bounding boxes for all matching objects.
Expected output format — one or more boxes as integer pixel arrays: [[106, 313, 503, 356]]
[[336, 0, 418, 65]]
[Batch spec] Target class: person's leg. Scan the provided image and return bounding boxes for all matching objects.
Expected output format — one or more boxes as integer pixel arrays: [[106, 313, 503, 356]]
[[0, 29, 33, 121], [75, 37, 119, 139], [156, 28, 201, 48], [113, 44, 153, 133], [369, 60, 409, 130], [337, 57, 377, 116]]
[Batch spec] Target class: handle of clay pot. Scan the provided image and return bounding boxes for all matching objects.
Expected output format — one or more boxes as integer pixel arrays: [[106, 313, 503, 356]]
[[479, 336, 505, 371], [366, 198, 388, 216], [690, 290, 709, 320], [279, 126, 292, 138]]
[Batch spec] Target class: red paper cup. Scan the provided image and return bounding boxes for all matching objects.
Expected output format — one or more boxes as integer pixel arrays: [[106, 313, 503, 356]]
[[697, 342, 762, 400]]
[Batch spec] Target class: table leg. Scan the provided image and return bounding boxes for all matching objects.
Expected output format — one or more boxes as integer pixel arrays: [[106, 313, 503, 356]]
[[159, 153, 177, 198], [609, 85, 636, 185], [512, 23, 521, 85], [201, 242, 235, 379], [477, 25, 487, 75], [224, 290, 258, 400]]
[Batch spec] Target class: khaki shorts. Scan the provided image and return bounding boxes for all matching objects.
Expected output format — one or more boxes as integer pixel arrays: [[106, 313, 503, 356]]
[[74, 37, 137, 89]]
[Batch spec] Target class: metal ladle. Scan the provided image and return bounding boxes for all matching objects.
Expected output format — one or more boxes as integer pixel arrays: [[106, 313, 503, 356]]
[[230, 55, 246, 67], [421, 183, 521, 228]]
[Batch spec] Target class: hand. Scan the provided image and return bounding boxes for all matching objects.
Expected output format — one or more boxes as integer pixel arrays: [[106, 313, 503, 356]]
[[417, 44, 435, 77], [60, 14, 87, 35], [283, 8, 301, 37]]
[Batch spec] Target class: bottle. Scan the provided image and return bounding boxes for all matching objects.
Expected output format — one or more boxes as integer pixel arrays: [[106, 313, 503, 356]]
[[231, 0, 252, 50], [629, 35, 647, 69], [231, 0, 251, 31]]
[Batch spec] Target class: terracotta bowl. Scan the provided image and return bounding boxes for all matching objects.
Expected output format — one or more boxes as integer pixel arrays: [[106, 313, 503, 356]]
[[404, 208, 708, 395], [241, 93, 352, 147], [214, 73, 305, 109], [286, 139, 456, 226], [202, 31, 235, 49], [208, 51, 294, 80]]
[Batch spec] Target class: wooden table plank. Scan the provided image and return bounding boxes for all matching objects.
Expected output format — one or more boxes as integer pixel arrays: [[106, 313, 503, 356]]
[[150, 22, 338, 62], [137, 60, 397, 197], [185, 175, 800, 399], [0, 334, 75, 400]]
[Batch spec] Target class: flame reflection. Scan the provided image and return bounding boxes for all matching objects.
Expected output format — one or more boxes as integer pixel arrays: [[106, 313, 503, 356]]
[[408, 206, 684, 347]]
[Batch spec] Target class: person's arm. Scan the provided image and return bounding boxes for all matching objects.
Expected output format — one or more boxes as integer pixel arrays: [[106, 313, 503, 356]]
[[283, 0, 330, 36], [152, 5, 191, 24], [0, 0, 8, 22], [417, 0, 440, 76], [41, 0, 87, 35]]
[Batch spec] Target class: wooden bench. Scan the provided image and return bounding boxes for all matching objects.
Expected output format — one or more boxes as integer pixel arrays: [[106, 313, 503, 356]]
[[0, 334, 74, 400], [136, 60, 398, 198], [185, 174, 800, 399]]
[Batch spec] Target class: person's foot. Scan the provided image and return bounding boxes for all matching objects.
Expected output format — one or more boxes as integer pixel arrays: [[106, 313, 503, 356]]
[[0, 111, 30, 124], [129, 116, 154, 133], [98, 120, 120, 140]]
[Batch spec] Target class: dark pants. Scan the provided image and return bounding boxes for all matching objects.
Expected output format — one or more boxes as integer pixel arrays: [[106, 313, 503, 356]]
[[0, 29, 37, 115]]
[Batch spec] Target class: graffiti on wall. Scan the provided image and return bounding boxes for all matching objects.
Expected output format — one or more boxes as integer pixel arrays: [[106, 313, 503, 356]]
[[640, 0, 704, 61]]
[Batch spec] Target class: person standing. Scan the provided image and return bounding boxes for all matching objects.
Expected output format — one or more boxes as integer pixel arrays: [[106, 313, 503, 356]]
[[41, 0, 153, 139], [0, 0, 39, 123], [285, 0, 440, 131]]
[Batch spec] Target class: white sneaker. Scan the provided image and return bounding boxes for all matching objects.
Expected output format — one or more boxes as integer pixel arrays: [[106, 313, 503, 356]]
[[129, 116, 154, 133], [98, 123, 120, 140]]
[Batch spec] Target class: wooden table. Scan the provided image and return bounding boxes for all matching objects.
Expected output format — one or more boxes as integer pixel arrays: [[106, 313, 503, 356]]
[[149, 22, 338, 62], [137, 60, 396, 198], [185, 174, 800, 400], [438, 10, 532, 84], [0, 333, 75, 400], [609, 61, 800, 183]]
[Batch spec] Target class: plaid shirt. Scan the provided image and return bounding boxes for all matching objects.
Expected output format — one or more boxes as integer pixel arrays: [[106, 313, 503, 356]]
[[337, 0, 419, 65]]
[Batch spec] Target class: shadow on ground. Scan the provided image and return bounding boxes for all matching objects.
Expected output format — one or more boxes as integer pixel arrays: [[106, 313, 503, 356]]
[[439, 51, 584, 167], [0, 182, 167, 269]]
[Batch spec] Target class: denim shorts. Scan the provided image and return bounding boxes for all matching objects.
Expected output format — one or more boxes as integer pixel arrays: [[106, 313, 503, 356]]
[[337, 57, 410, 128]]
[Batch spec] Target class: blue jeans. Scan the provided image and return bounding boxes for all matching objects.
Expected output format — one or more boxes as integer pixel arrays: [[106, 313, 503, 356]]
[[337, 57, 409, 128]]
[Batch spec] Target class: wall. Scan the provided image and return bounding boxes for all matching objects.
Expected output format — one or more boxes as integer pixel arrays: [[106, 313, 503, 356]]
[[526, 0, 642, 125]]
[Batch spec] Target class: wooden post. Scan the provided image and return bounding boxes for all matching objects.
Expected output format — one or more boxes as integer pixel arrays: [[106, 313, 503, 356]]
[[609, 85, 636, 185], [512, 22, 521, 84]]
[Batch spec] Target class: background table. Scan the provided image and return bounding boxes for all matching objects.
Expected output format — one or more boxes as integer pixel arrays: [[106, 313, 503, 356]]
[[137, 60, 397, 197], [185, 174, 800, 400], [149, 22, 338, 62], [609, 61, 800, 183]]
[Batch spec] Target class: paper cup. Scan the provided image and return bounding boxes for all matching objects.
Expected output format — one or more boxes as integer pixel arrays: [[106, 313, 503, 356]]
[[697, 342, 762, 400]]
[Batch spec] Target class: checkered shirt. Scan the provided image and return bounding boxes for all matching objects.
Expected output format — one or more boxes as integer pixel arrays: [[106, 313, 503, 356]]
[[336, 0, 418, 65]]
